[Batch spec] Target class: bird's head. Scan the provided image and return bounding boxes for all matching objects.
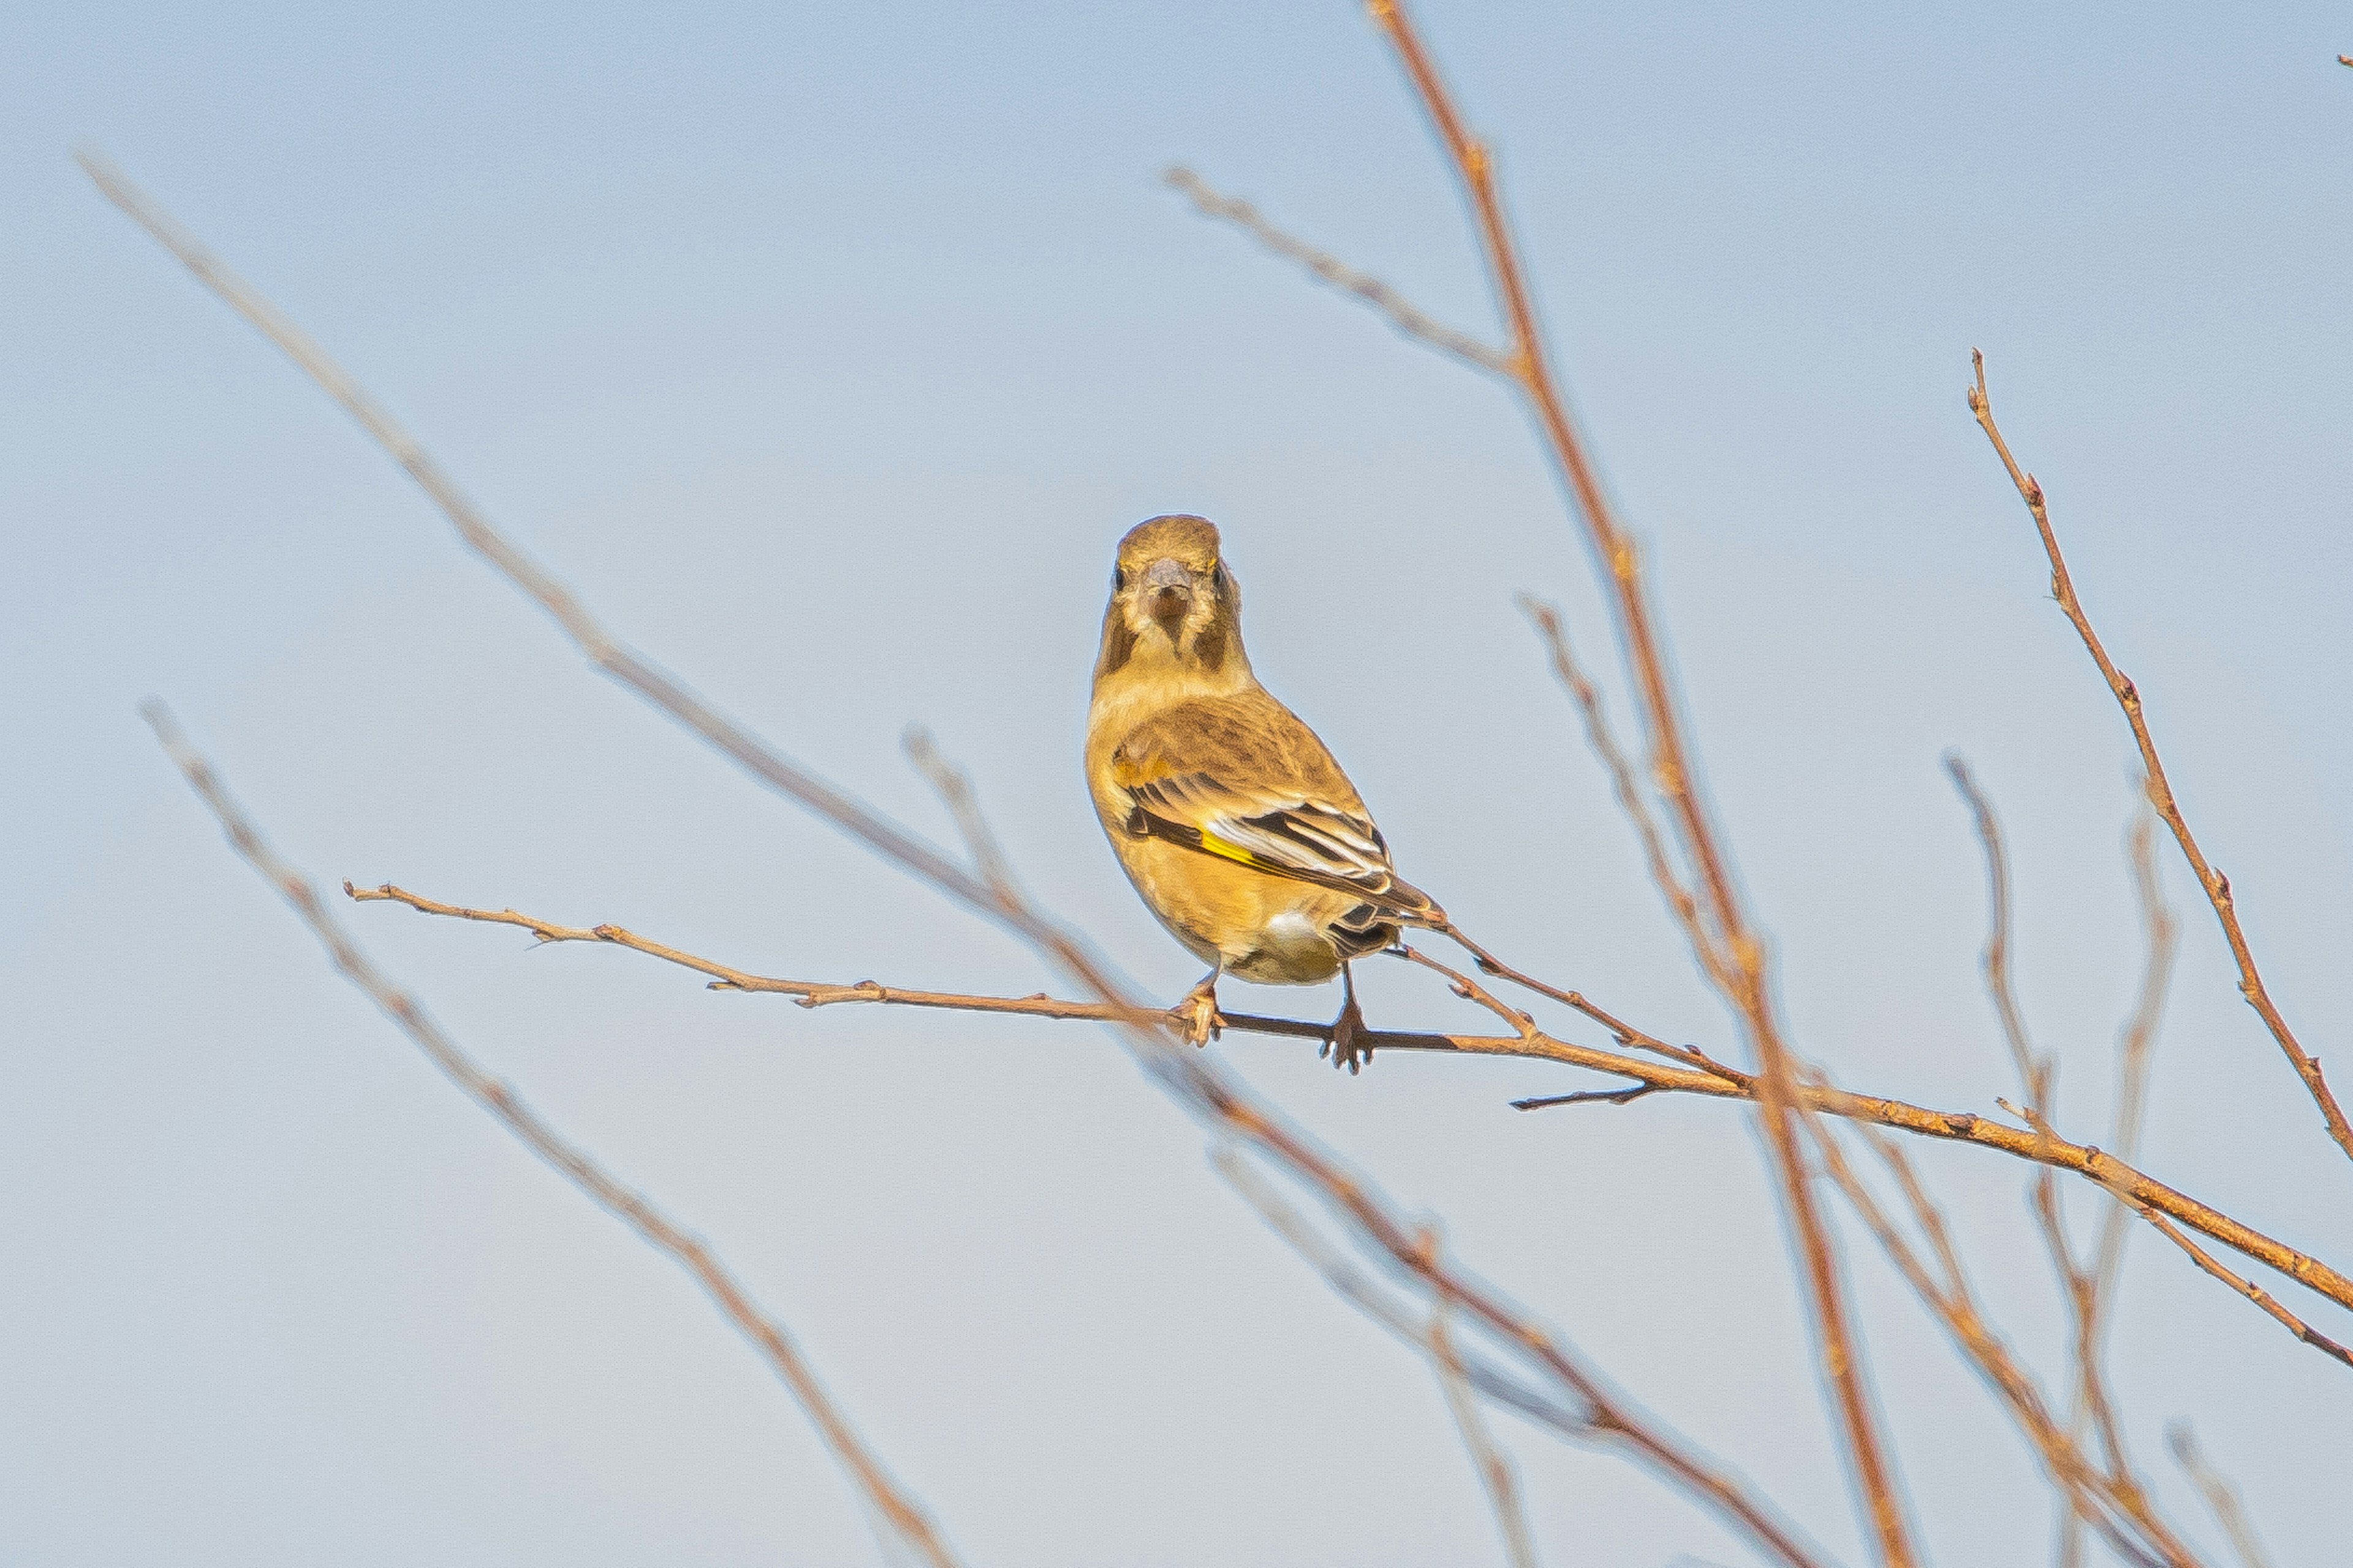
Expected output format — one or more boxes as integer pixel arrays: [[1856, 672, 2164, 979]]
[[1097, 514, 1247, 683]]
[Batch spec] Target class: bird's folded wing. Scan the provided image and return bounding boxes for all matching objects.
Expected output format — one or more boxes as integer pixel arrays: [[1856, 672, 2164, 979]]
[[1119, 768, 1441, 922]]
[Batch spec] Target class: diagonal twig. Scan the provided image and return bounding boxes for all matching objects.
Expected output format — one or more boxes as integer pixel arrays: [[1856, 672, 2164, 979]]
[[1967, 349, 2353, 1170], [2166, 1426, 2273, 1568], [146, 705, 964, 1568], [1163, 165, 1514, 376]]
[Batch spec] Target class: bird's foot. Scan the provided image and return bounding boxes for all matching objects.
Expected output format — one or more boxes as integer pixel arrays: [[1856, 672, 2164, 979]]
[[1321, 988, 1374, 1074], [1172, 976, 1223, 1048]]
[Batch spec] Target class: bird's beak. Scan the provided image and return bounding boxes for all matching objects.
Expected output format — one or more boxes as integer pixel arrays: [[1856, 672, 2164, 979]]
[[1141, 558, 1194, 632]]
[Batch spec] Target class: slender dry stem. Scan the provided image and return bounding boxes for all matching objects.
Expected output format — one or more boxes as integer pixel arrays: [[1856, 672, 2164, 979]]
[[1162, 165, 1513, 375], [2166, 1427, 2273, 1568], [145, 706, 964, 1568], [1967, 349, 2353, 1168], [2118, 1196, 2353, 1369]]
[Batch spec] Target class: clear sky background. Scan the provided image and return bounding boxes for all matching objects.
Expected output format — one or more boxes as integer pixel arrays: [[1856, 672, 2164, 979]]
[[6, 3, 2350, 1564]]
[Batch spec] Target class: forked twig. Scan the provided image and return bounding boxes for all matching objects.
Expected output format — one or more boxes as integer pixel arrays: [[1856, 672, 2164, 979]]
[[1967, 349, 2353, 1169], [145, 706, 964, 1568]]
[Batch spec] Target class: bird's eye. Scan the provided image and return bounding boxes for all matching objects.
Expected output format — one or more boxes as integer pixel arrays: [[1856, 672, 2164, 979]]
[[1211, 562, 1229, 591], [1113, 567, 1129, 591]]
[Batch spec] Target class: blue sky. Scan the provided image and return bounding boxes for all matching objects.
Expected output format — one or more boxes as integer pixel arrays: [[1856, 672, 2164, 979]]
[[6, 4, 2350, 1564]]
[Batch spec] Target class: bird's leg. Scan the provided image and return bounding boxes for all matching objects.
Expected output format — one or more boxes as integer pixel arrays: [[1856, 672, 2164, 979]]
[[1173, 966, 1223, 1047], [1324, 961, 1374, 1074]]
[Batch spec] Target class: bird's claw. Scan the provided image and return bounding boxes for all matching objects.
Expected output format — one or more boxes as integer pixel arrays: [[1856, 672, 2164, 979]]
[[1322, 990, 1374, 1074], [1172, 979, 1223, 1048]]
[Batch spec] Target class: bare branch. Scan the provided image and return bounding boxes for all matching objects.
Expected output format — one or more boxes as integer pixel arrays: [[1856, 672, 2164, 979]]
[[145, 706, 963, 1568], [1967, 349, 2353, 1168], [1162, 165, 1514, 376], [349, 878, 2353, 1330], [2166, 1426, 2274, 1568], [91, 151, 1825, 1568], [2115, 1192, 2353, 1370]]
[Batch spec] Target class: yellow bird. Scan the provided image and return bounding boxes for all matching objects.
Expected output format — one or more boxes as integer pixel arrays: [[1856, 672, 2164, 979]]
[[1086, 514, 1444, 1070]]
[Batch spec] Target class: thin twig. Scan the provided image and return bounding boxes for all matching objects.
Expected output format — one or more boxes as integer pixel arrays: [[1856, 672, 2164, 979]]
[[904, 726, 1024, 904], [1944, 756, 2050, 1104], [1162, 165, 1514, 375], [2165, 1426, 2274, 1568], [1359, 7, 1916, 1557], [2060, 812, 2183, 1568], [1425, 1239, 1545, 1568], [1512, 1085, 1659, 1111], [1444, 922, 1751, 1085], [2118, 1195, 2353, 1369], [347, 879, 2353, 1329], [1519, 595, 1728, 990], [145, 706, 963, 1568], [1967, 349, 2353, 1169], [1949, 757, 2161, 1560], [91, 151, 1826, 1568]]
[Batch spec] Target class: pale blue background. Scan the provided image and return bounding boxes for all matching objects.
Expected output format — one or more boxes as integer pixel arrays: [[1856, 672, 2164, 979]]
[[5, 4, 2349, 1564]]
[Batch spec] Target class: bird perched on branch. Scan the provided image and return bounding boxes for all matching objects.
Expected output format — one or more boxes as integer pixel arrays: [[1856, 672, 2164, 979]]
[[1086, 514, 1445, 1070]]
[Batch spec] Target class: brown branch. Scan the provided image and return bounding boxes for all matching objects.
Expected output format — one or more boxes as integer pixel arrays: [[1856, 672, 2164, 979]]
[[1439, 922, 1751, 1085], [2166, 1426, 2276, 1568], [1162, 165, 1514, 376], [1361, 7, 1915, 1559], [348, 878, 2353, 1330], [90, 151, 1827, 1568], [145, 708, 964, 1568], [2118, 1191, 2353, 1370], [1967, 349, 2353, 1169]]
